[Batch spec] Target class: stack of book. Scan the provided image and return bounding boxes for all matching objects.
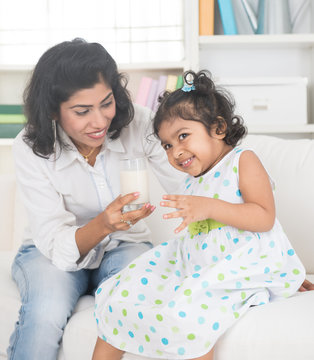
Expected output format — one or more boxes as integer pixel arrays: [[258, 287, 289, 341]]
[[135, 74, 183, 112], [0, 105, 26, 138]]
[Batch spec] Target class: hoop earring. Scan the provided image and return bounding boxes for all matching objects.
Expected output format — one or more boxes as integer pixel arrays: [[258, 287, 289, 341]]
[[52, 120, 57, 153]]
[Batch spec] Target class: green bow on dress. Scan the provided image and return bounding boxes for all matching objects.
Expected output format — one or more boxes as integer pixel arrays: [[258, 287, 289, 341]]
[[188, 218, 226, 237]]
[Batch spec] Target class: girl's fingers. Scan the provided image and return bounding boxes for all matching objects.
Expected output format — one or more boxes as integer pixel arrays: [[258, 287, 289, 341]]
[[174, 221, 187, 234], [160, 200, 180, 209], [163, 210, 182, 220]]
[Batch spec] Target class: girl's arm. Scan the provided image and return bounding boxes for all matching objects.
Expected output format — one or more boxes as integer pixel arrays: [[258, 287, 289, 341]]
[[161, 151, 275, 233]]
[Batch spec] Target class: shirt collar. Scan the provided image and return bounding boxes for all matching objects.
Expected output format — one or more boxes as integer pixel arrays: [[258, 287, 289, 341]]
[[55, 125, 126, 171]]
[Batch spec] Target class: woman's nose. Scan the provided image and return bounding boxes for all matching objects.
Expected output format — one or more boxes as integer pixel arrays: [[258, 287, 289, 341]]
[[91, 109, 108, 127]]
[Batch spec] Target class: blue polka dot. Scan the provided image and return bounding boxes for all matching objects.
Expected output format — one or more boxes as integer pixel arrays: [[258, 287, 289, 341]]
[[287, 249, 295, 256], [161, 242, 168, 246], [168, 301, 175, 308], [212, 255, 218, 262], [128, 331, 134, 338], [214, 171, 221, 178], [141, 277, 148, 285], [213, 322, 219, 331], [150, 326, 156, 333], [155, 251, 161, 257], [194, 265, 201, 271], [246, 236, 252, 241], [138, 294, 145, 301], [138, 312, 143, 319], [115, 280, 120, 287], [178, 311, 186, 318], [178, 347, 185, 355], [102, 335, 107, 341], [280, 273, 287, 277], [192, 273, 200, 278], [139, 345, 144, 353], [226, 232, 231, 240], [96, 288, 102, 294], [264, 267, 270, 274], [248, 248, 253, 254], [233, 238, 239, 244], [269, 241, 275, 248], [202, 243, 208, 250], [223, 179, 230, 186], [109, 305, 113, 312], [198, 316, 205, 324], [145, 268, 152, 272], [225, 254, 232, 260], [174, 285, 180, 291], [202, 281, 209, 288], [149, 261, 156, 266], [118, 320, 123, 327], [206, 291, 212, 297], [161, 338, 169, 345], [236, 189, 242, 197], [236, 281, 242, 288], [186, 183, 191, 189], [221, 296, 229, 300], [175, 270, 181, 277]]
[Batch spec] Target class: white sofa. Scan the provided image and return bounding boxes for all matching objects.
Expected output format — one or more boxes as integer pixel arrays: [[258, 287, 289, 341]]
[[1, 134, 314, 360]]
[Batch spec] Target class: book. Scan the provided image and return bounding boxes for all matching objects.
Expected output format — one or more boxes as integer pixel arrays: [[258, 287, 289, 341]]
[[165, 75, 178, 92], [0, 104, 23, 115], [145, 79, 158, 110], [153, 75, 168, 112], [217, 0, 238, 35], [176, 75, 184, 89], [232, 0, 256, 34], [0, 114, 26, 138], [199, 0, 215, 36], [135, 77, 153, 106]]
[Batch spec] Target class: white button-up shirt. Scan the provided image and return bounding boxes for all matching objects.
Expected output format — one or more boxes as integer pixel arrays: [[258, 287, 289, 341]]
[[13, 105, 183, 271]]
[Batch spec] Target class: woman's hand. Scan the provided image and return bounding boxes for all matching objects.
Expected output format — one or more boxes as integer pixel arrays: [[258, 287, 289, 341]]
[[103, 192, 155, 233], [298, 279, 314, 292], [160, 194, 211, 234]]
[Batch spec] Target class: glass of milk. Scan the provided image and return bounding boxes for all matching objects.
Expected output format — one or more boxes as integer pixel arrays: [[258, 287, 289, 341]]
[[120, 157, 149, 211]]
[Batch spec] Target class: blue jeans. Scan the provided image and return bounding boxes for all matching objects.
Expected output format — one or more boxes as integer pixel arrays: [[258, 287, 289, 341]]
[[7, 241, 152, 360]]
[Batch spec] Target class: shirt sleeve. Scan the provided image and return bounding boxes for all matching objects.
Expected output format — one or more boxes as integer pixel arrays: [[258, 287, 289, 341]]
[[134, 105, 185, 194], [13, 134, 95, 271]]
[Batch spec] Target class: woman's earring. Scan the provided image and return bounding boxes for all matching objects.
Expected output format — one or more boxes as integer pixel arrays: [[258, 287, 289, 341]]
[[52, 120, 57, 153]]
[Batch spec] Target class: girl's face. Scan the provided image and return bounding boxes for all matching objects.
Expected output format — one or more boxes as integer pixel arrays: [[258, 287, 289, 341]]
[[158, 117, 232, 177], [58, 80, 116, 152]]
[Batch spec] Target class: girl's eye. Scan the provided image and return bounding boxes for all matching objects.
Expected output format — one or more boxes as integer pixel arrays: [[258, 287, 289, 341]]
[[101, 101, 113, 108], [179, 133, 188, 140], [163, 144, 171, 151]]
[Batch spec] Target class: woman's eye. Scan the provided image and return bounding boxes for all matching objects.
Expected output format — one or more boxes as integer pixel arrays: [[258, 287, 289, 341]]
[[101, 101, 112, 108], [75, 109, 89, 116]]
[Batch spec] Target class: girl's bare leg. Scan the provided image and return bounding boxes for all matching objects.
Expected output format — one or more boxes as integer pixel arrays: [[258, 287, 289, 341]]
[[192, 348, 214, 360], [92, 337, 124, 360]]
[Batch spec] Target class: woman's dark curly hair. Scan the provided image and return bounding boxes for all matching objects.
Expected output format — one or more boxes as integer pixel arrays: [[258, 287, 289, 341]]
[[153, 70, 247, 147], [23, 38, 134, 158]]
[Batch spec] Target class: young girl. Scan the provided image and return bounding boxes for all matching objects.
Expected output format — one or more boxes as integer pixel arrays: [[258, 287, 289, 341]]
[[93, 71, 305, 360]]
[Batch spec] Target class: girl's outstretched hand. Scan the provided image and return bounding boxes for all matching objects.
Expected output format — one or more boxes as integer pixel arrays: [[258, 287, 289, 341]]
[[298, 279, 314, 292], [160, 194, 210, 234], [103, 192, 155, 233]]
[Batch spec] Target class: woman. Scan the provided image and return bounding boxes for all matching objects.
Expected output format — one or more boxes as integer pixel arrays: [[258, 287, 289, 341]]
[[7, 38, 182, 360]]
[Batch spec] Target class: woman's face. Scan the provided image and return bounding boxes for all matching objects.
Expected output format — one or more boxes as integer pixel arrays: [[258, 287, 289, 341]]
[[58, 79, 116, 151]]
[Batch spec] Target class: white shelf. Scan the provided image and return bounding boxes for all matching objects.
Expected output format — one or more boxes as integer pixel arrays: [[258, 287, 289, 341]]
[[247, 124, 314, 134], [199, 34, 314, 48], [0, 139, 14, 146]]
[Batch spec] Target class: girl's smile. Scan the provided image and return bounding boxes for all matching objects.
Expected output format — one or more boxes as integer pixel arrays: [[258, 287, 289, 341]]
[[158, 117, 232, 177]]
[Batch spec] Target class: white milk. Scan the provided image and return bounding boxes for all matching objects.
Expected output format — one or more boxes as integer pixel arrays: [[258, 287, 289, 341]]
[[120, 169, 149, 205]]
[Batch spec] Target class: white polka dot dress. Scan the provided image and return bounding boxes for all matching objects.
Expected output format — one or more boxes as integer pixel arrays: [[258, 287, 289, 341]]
[[94, 148, 305, 359]]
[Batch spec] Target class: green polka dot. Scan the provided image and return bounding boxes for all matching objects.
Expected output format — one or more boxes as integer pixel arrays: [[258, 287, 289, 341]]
[[241, 292, 246, 299], [184, 289, 192, 296], [187, 297, 192, 304], [220, 306, 227, 313], [124, 276, 131, 282], [233, 166, 238, 173], [155, 299, 163, 304], [121, 290, 129, 297], [129, 264, 136, 269], [260, 255, 267, 259], [165, 267, 171, 273], [156, 350, 163, 356], [172, 326, 179, 333], [205, 341, 211, 348], [109, 289, 114, 296], [213, 193, 219, 199], [113, 328, 118, 335], [240, 266, 247, 270], [145, 335, 150, 342], [157, 285, 165, 291], [276, 262, 282, 268], [218, 273, 224, 281], [122, 309, 127, 316], [169, 260, 176, 265], [156, 314, 163, 321], [204, 184, 209, 191], [187, 333, 195, 340], [293, 269, 300, 275], [161, 275, 168, 279], [220, 245, 225, 252], [285, 282, 290, 288], [133, 323, 139, 330], [115, 274, 121, 279], [201, 304, 208, 310], [244, 277, 250, 281], [120, 342, 126, 349], [199, 177, 203, 183], [234, 312, 240, 319]]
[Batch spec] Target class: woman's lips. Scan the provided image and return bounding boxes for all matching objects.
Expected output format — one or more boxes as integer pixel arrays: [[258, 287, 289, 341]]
[[87, 128, 107, 139]]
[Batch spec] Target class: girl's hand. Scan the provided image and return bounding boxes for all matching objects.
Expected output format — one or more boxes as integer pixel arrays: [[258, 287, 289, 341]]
[[103, 192, 155, 233], [160, 194, 210, 233], [298, 279, 314, 292]]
